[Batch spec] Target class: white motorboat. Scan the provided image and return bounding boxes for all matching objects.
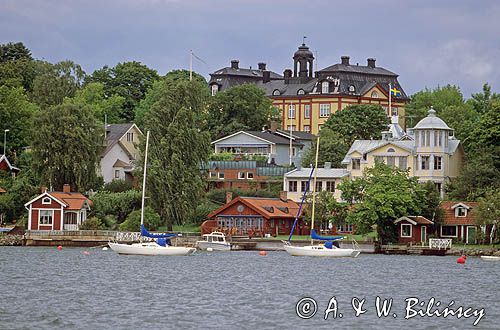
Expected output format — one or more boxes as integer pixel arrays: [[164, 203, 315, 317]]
[[283, 136, 361, 258], [108, 131, 195, 257], [480, 255, 500, 261], [109, 242, 195, 256], [196, 232, 231, 251]]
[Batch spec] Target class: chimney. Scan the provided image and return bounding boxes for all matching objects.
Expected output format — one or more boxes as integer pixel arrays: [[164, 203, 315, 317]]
[[283, 69, 292, 84], [324, 162, 332, 169], [230, 60, 239, 69], [262, 70, 271, 83], [279, 191, 287, 202], [367, 58, 376, 68], [225, 191, 233, 204], [40, 186, 47, 193], [63, 184, 71, 193], [341, 56, 350, 65], [258, 62, 266, 70], [270, 120, 279, 133]]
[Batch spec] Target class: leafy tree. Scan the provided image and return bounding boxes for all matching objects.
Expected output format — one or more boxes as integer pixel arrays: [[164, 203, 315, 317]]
[[91, 190, 142, 223], [102, 179, 133, 193], [67, 82, 126, 124], [144, 79, 211, 230], [31, 60, 86, 109], [0, 86, 39, 156], [80, 216, 105, 230], [323, 104, 388, 147], [164, 69, 207, 84], [0, 173, 39, 223], [31, 103, 102, 191], [86, 61, 160, 121], [302, 191, 349, 230], [0, 59, 37, 91], [467, 83, 500, 115], [301, 128, 349, 167], [420, 181, 442, 223], [119, 206, 162, 232], [0, 42, 32, 62], [339, 162, 425, 243], [475, 189, 500, 244], [468, 100, 500, 167], [206, 84, 280, 139]]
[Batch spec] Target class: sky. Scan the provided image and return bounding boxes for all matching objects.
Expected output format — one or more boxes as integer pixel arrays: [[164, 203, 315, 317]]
[[1, 0, 499, 98]]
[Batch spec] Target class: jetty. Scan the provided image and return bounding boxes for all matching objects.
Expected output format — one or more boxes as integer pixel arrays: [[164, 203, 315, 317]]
[[381, 238, 452, 256]]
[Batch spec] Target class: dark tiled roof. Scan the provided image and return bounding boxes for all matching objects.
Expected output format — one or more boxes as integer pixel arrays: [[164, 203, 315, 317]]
[[103, 123, 135, 156], [275, 129, 315, 141], [209, 67, 282, 92], [319, 63, 397, 76], [245, 131, 303, 146]]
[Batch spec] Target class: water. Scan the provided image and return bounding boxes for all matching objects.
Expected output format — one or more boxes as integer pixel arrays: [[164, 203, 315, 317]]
[[0, 247, 498, 330]]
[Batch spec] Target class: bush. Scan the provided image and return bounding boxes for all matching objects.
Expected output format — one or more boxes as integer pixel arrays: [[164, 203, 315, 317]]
[[103, 180, 133, 193], [188, 201, 220, 224], [119, 207, 162, 232], [91, 190, 142, 223], [208, 152, 234, 161], [80, 217, 105, 230]]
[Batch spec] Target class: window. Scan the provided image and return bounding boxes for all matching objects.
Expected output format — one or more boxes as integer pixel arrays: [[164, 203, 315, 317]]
[[301, 181, 308, 192], [387, 148, 395, 152], [238, 172, 245, 179], [398, 156, 407, 170], [319, 104, 331, 117], [337, 223, 353, 233], [435, 182, 442, 193], [371, 91, 379, 98], [114, 170, 120, 179], [326, 181, 335, 192], [287, 125, 296, 131], [247, 172, 254, 179], [426, 131, 430, 146], [315, 181, 323, 192], [211, 84, 218, 96], [387, 156, 396, 167], [303, 125, 311, 133], [352, 158, 361, 170], [456, 207, 467, 217], [288, 104, 296, 119], [272, 89, 280, 96], [321, 81, 329, 94], [126, 132, 134, 142], [39, 210, 53, 225], [218, 172, 225, 179], [288, 181, 297, 192], [42, 197, 51, 205], [438, 132, 443, 147], [421, 131, 425, 147], [297, 89, 305, 95], [374, 156, 384, 164], [441, 225, 457, 237], [421, 156, 430, 170], [304, 104, 311, 118], [434, 156, 442, 170], [401, 224, 412, 238], [209, 171, 216, 178], [391, 107, 398, 116], [292, 147, 296, 157], [348, 85, 356, 93]]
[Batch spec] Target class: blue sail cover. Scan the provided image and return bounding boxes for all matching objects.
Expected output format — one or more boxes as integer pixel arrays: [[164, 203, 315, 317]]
[[311, 229, 343, 242], [140, 224, 178, 239]]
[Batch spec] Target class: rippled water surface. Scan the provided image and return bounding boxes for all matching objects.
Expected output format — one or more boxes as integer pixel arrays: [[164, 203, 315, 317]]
[[0, 247, 498, 329]]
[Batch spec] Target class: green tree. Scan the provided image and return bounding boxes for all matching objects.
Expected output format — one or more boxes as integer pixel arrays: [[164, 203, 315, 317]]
[[339, 162, 425, 243], [206, 84, 280, 139], [302, 191, 349, 230], [0, 42, 32, 62], [467, 83, 500, 115], [91, 190, 142, 223], [119, 206, 162, 232], [323, 104, 388, 147], [164, 69, 207, 84], [31, 103, 102, 191], [86, 61, 160, 121], [0, 59, 37, 91], [406, 85, 465, 124], [475, 189, 500, 244], [80, 217, 105, 230], [0, 86, 39, 156], [0, 173, 39, 223], [301, 128, 349, 167], [420, 181, 442, 222], [144, 79, 211, 230], [31, 60, 86, 109]]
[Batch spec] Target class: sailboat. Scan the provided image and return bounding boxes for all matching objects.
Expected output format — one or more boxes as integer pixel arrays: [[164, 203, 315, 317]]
[[108, 131, 196, 256], [283, 136, 361, 258]]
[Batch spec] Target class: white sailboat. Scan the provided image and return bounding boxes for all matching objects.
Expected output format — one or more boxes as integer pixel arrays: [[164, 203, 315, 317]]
[[109, 131, 196, 256], [283, 136, 361, 258]]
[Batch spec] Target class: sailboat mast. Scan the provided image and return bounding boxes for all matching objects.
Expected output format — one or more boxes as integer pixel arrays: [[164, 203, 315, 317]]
[[140, 131, 150, 226], [310, 136, 320, 245]]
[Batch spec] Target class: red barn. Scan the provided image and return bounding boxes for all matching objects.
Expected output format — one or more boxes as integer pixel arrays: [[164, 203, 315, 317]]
[[24, 184, 92, 231], [202, 192, 306, 236], [395, 216, 434, 244]]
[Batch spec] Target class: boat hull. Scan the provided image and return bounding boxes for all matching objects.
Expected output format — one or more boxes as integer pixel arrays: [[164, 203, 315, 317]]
[[480, 256, 500, 261], [284, 244, 361, 258], [196, 241, 231, 251], [108, 242, 196, 256]]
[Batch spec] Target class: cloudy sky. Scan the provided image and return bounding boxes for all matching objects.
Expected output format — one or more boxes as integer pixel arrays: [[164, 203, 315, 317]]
[[1, 0, 499, 97]]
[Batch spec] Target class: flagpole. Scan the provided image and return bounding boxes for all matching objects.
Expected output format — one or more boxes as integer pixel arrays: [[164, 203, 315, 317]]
[[189, 50, 193, 81], [289, 102, 293, 166], [388, 82, 392, 117]]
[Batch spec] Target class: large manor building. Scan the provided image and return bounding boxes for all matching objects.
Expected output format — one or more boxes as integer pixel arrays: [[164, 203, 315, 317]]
[[208, 43, 409, 134]]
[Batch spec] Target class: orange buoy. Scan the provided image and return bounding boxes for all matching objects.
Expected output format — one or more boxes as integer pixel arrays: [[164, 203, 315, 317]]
[[57, 246, 63, 250], [259, 251, 267, 256], [457, 257, 465, 264], [462, 254, 467, 260]]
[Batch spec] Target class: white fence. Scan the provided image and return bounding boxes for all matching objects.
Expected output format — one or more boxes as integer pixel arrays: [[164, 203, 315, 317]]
[[429, 238, 452, 250]]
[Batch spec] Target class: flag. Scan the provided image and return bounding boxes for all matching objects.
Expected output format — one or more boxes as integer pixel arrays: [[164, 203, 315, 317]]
[[390, 86, 402, 97]]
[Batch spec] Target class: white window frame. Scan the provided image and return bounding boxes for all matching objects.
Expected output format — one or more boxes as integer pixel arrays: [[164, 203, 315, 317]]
[[218, 172, 225, 180], [42, 197, 52, 205], [39, 209, 54, 225], [114, 169, 120, 179], [441, 225, 458, 238], [421, 156, 430, 170], [303, 125, 310, 133], [304, 104, 311, 119], [391, 107, 398, 116], [247, 172, 254, 180], [126, 132, 134, 142], [401, 223, 412, 238], [288, 180, 297, 192], [434, 156, 442, 170], [326, 181, 335, 192], [288, 104, 296, 119], [352, 158, 361, 170], [456, 207, 467, 217], [321, 81, 329, 94], [238, 172, 245, 180], [319, 104, 330, 117], [211, 84, 218, 96]]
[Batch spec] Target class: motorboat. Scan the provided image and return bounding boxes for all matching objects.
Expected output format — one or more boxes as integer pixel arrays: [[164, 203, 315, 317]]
[[196, 232, 231, 251]]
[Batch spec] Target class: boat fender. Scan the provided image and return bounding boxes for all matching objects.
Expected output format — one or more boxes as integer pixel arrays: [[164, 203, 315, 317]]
[[324, 241, 333, 249]]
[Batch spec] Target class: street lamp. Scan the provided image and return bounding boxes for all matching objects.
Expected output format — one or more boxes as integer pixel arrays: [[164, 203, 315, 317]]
[[3, 129, 9, 155]]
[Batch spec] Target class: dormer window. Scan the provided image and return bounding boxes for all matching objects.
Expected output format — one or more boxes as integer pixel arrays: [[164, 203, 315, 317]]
[[456, 207, 467, 217], [297, 89, 305, 95], [42, 197, 51, 205], [211, 84, 219, 96], [272, 89, 281, 96], [348, 85, 356, 93], [321, 81, 329, 94]]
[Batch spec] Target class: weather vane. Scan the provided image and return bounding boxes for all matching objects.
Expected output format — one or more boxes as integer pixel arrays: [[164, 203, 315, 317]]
[[303, 36, 307, 44]]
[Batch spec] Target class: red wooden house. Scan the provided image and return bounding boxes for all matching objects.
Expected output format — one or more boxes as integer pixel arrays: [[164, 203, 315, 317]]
[[24, 184, 92, 231], [202, 192, 306, 236], [438, 201, 480, 244], [0, 155, 20, 177], [395, 216, 434, 244]]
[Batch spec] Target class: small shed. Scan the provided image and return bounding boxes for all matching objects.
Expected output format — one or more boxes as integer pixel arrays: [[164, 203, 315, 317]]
[[395, 216, 434, 244]]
